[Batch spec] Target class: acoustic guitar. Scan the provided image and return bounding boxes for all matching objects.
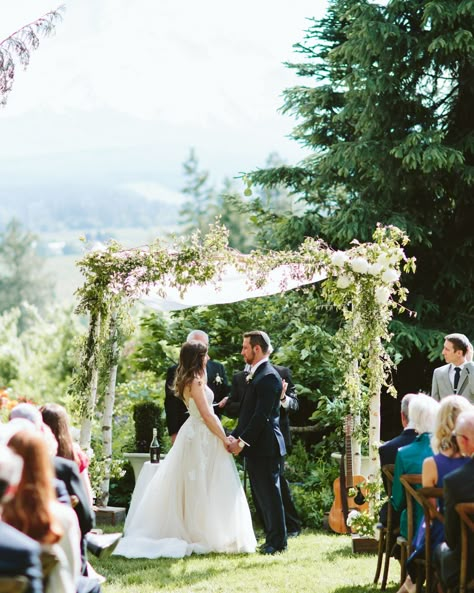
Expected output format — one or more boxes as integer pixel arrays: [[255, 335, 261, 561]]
[[328, 415, 369, 534]]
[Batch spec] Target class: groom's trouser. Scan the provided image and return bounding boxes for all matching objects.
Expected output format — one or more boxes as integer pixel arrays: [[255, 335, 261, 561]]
[[246, 455, 287, 550]]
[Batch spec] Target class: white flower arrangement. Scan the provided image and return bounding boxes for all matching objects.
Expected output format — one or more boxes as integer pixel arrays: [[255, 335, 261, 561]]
[[331, 250, 348, 267], [350, 256, 370, 274], [375, 286, 391, 304], [336, 275, 352, 289], [381, 268, 400, 284], [245, 373, 254, 383], [214, 374, 222, 385], [346, 509, 376, 538]]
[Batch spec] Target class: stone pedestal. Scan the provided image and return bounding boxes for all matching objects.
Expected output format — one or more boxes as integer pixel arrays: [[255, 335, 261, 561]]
[[94, 506, 126, 526]]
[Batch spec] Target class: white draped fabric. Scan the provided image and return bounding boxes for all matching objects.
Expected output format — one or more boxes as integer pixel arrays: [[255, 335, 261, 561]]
[[141, 264, 325, 311]]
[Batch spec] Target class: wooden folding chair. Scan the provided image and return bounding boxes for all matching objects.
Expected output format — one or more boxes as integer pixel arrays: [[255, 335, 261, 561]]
[[0, 576, 28, 593], [373, 464, 397, 590], [398, 474, 422, 586], [455, 502, 474, 593], [412, 486, 444, 593]]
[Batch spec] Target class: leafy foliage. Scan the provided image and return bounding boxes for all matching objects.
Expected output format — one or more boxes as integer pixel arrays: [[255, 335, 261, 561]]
[[0, 219, 54, 330], [0, 5, 64, 105]]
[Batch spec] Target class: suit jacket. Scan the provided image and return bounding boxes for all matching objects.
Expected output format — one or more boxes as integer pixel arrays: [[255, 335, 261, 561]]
[[53, 456, 94, 536], [231, 360, 286, 458], [443, 457, 474, 553], [0, 522, 43, 593], [391, 432, 433, 539], [431, 362, 474, 402], [164, 359, 230, 436], [379, 428, 417, 494], [228, 365, 298, 450]]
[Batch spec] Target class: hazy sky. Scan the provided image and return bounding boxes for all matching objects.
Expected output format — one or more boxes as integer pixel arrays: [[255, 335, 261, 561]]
[[0, 1, 328, 191]]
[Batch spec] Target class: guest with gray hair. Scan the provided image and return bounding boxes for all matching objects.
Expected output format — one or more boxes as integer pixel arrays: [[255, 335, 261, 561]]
[[432, 333, 474, 402], [378, 393, 419, 526], [0, 444, 43, 593], [390, 393, 439, 540]]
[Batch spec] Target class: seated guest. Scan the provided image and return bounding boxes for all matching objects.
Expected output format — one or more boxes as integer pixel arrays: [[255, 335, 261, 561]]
[[0, 443, 43, 593], [435, 410, 474, 592], [391, 394, 439, 541], [4, 430, 101, 593], [40, 404, 94, 506], [379, 392, 418, 527], [398, 395, 472, 593]]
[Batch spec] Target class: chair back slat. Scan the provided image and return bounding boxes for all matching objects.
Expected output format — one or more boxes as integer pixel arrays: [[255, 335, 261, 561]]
[[381, 464, 395, 497], [399, 473, 422, 554], [455, 502, 474, 593], [413, 486, 444, 593]]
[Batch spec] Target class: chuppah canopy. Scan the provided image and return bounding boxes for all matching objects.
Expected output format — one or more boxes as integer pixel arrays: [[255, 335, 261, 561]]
[[140, 264, 326, 311]]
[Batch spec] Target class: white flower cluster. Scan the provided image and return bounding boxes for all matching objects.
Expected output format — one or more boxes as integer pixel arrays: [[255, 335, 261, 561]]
[[330, 245, 405, 305]]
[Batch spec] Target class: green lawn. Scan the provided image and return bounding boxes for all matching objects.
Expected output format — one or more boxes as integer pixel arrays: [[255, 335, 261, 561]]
[[92, 530, 401, 593]]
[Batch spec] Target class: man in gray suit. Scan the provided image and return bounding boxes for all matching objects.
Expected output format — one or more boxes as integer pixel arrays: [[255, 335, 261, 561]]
[[431, 333, 474, 402]]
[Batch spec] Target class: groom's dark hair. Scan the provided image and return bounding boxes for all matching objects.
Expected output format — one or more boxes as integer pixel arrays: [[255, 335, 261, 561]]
[[244, 331, 272, 354]]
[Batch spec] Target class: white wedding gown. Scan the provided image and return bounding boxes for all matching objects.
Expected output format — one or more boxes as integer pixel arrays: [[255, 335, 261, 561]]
[[114, 386, 256, 558]]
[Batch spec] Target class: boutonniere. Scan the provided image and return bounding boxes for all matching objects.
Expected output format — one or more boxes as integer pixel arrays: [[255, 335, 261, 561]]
[[246, 372, 254, 383], [214, 373, 222, 385]]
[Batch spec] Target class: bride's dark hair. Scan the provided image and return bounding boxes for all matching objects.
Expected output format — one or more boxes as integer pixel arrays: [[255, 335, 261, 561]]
[[173, 340, 207, 401]]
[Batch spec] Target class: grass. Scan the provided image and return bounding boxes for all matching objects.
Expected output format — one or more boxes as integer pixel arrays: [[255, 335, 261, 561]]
[[92, 529, 402, 593]]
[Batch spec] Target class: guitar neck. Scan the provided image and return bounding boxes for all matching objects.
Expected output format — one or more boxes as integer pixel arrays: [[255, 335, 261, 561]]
[[345, 419, 354, 488]]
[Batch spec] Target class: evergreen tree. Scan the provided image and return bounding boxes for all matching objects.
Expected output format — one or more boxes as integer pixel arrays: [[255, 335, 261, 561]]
[[249, 0, 474, 370], [0, 219, 54, 329], [178, 148, 216, 235]]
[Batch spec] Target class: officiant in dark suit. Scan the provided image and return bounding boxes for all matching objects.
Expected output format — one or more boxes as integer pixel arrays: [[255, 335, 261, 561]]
[[228, 361, 301, 536], [164, 329, 230, 442], [227, 330, 287, 555]]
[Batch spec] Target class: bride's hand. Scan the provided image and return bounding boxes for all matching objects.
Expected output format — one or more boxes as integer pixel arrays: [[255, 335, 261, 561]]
[[224, 436, 235, 452]]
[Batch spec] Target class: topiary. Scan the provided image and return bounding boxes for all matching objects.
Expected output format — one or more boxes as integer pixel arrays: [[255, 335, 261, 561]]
[[132, 400, 163, 453]]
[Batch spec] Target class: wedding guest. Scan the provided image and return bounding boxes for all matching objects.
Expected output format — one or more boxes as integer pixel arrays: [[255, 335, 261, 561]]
[[40, 404, 94, 506], [397, 395, 472, 593], [431, 333, 474, 402], [164, 330, 230, 443], [391, 394, 439, 540], [378, 393, 418, 527], [0, 443, 43, 593], [228, 330, 287, 554], [434, 410, 474, 592], [4, 430, 101, 593]]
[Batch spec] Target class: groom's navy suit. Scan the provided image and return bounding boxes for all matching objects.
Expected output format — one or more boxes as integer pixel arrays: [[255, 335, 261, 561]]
[[231, 360, 287, 551]]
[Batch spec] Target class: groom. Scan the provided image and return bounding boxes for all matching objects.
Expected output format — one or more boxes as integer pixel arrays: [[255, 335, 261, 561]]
[[227, 330, 287, 554]]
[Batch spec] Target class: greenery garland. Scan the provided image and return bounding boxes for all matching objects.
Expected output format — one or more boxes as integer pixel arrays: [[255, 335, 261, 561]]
[[72, 222, 414, 456]]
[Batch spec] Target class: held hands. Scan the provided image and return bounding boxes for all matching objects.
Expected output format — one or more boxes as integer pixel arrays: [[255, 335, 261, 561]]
[[218, 396, 229, 409], [225, 435, 242, 455]]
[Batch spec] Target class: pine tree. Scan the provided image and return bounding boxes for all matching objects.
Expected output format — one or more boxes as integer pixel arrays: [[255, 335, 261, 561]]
[[250, 0, 474, 365]]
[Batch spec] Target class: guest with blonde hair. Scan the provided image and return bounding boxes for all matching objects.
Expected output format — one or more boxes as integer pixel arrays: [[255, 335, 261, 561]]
[[397, 395, 472, 593]]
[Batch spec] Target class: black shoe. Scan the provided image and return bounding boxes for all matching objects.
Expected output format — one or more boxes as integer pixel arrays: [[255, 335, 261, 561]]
[[288, 530, 301, 538], [259, 545, 287, 555], [86, 532, 122, 559]]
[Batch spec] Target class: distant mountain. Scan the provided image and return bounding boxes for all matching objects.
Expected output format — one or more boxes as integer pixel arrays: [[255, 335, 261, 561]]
[[0, 179, 184, 232]]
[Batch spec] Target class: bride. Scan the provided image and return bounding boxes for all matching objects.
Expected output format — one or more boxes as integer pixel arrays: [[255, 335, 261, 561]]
[[114, 340, 257, 558]]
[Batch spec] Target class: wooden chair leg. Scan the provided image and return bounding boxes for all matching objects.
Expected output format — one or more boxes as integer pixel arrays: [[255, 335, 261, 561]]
[[399, 541, 408, 585], [374, 527, 386, 584]]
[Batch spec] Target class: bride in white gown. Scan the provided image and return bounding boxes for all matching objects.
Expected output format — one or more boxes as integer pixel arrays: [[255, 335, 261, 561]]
[[114, 340, 256, 559]]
